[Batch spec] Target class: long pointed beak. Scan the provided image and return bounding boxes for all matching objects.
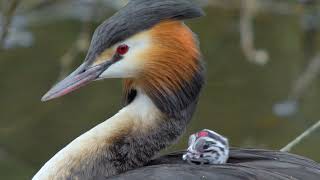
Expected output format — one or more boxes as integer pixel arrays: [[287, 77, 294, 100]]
[[41, 62, 107, 102]]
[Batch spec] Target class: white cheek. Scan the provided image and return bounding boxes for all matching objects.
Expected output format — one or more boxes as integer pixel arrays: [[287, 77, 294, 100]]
[[98, 32, 151, 79], [99, 59, 141, 78]]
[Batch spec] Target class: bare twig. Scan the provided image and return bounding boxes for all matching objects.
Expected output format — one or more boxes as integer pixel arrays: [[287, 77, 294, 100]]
[[288, 54, 320, 101], [0, 0, 21, 48], [273, 55, 320, 117], [273, 2, 320, 118], [240, 0, 269, 65], [281, 120, 320, 152]]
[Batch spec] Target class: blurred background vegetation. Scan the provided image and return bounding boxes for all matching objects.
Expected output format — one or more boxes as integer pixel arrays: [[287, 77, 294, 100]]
[[0, 0, 320, 179]]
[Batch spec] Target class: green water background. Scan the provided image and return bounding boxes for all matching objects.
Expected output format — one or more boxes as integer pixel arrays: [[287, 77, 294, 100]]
[[0, 2, 319, 179]]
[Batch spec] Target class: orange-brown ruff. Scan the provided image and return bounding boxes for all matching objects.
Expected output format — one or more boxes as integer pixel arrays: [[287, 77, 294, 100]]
[[124, 21, 201, 110]]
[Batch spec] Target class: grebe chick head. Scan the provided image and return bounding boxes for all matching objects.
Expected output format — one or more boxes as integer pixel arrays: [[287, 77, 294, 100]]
[[183, 129, 229, 164]]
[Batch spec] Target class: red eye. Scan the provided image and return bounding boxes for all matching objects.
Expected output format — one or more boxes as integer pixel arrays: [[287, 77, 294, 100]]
[[116, 44, 129, 55]]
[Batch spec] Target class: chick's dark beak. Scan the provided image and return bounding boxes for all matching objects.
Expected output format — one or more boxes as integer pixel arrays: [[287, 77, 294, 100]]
[[41, 61, 110, 102]]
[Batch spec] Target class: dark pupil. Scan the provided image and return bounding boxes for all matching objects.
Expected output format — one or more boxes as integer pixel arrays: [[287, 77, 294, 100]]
[[203, 144, 209, 150], [118, 45, 128, 55]]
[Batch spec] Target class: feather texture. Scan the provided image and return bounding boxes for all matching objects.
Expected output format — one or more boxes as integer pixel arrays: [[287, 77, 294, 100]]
[[124, 20, 204, 117], [86, 0, 204, 65], [110, 148, 320, 180]]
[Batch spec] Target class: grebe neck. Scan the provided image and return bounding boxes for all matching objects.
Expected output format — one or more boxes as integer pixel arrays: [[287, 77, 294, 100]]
[[33, 87, 201, 179]]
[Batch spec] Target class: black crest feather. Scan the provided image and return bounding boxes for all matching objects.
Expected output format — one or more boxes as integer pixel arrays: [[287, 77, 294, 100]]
[[85, 0, 204, 63]]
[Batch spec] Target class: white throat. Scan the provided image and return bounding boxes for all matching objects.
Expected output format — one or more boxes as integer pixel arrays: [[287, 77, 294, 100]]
[[33, 90, 161, 180]]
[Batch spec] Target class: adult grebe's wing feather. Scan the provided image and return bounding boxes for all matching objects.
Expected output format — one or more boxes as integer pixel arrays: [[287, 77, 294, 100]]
[[111, 164, 296, 180], [109, 148, 320, 180]]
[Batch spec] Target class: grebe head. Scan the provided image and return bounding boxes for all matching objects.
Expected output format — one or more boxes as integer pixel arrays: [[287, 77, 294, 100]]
[[41, 0, 205, 115], [183, 129, 229, 164]]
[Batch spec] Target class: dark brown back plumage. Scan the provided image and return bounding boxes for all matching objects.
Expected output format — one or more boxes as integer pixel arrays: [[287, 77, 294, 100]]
[[110, 148, 320, 180]]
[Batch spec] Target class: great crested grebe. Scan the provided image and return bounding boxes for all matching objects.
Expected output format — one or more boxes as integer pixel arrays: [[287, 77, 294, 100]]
[[34, 0, 320, 179]]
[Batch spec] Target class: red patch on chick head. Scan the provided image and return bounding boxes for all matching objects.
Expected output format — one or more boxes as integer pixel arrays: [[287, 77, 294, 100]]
[[197, 131, 208, 138]]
